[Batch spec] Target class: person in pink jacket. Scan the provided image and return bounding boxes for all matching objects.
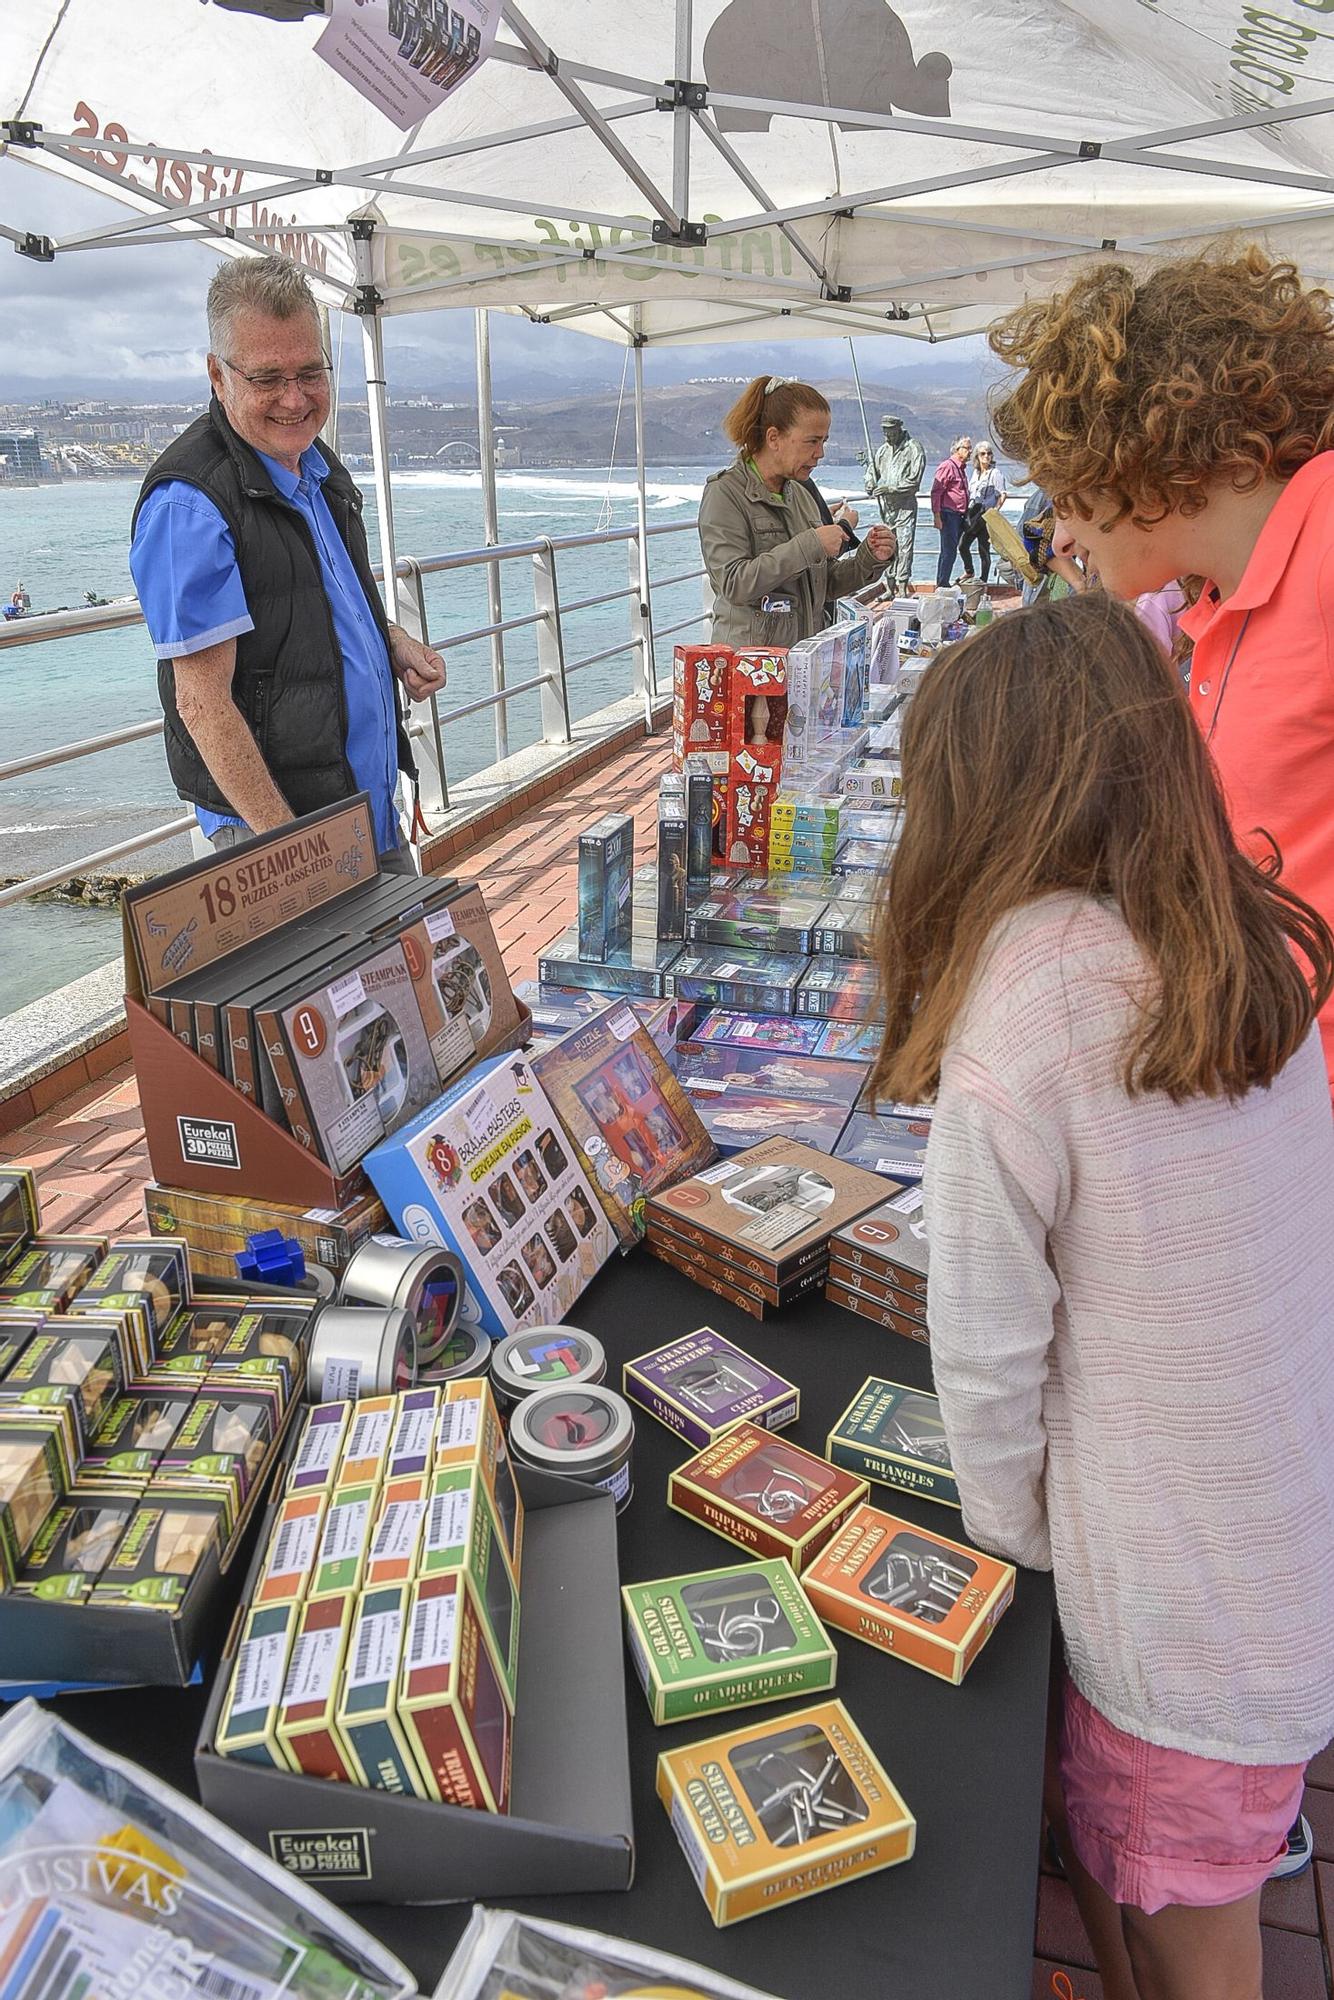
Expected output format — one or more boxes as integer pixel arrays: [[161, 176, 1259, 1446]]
[[931, 436, 972, 587]]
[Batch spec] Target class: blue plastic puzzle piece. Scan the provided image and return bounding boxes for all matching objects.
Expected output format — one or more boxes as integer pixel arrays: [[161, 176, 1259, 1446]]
[[235, 1229, 307, 1288]]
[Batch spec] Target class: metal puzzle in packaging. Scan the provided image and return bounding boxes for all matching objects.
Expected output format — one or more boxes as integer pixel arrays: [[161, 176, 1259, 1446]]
[[656, 1698, 914, 1924], [622, 1555, 835, 1723], [623, 1325, 798, 1449], [668, 1421, 868, 1567], [826, 1376, 958, 1508]]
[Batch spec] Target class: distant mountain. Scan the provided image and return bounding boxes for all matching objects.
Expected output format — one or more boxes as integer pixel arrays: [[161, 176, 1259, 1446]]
[[332, 372, 1000, 469]]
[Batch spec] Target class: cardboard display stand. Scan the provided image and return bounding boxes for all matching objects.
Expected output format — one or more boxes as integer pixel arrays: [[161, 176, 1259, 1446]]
[[195, 1464, 635, 1904], [122, 803, 530, 1206]]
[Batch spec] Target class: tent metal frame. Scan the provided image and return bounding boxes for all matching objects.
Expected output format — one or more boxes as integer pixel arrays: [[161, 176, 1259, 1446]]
[[8, 0, 1334, 773]]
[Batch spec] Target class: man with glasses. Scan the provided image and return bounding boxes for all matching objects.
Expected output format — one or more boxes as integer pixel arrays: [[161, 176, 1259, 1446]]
[[130, 255, 444, 870]]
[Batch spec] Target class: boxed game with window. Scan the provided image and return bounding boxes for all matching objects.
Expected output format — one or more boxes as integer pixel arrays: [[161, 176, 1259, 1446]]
[[623, 1555, 835, 1723], [645, 1138, 887, 1289], [623, 1326, 798, 1450]]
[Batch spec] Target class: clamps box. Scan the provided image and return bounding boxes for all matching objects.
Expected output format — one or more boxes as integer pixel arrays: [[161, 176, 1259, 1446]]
[[622, 1556, 836, 1724], [623, 1326, 799, 1450], [656, 1697, 915, 1925], [667, 1422, 867, 1568], [826, 1377, 958, 1510], [801, 1502, 1015, 1685]]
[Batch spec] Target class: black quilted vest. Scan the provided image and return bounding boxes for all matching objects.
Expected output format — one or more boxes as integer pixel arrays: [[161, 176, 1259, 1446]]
[[133, 397, 414, 818]]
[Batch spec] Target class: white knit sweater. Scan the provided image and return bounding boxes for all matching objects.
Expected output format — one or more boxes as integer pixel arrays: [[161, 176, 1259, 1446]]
[[924, 892, 1334, 1763]]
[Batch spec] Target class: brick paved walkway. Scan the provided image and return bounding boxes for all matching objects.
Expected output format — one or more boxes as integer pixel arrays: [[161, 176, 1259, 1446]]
[[4, 720, 1332, 1998]]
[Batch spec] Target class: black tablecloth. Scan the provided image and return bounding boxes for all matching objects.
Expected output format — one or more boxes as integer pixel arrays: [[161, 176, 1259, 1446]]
[[51, 1246, 1053, 2000]]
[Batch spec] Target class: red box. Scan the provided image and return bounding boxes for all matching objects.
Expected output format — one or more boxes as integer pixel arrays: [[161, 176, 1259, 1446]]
[[672, 644, 732, 776], [723, 651, 787, 868]]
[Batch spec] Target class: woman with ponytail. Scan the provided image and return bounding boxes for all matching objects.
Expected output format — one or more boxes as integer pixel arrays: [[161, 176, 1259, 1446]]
[[698, 375, 894, 647]]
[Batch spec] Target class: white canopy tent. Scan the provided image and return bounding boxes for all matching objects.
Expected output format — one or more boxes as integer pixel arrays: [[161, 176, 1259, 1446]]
[[6, 0, 1334, 747]]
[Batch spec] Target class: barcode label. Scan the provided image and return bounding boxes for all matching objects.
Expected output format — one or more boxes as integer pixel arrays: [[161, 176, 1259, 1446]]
[[320, 1356, 360, 1402], [888, 1185, 924, 1213], [192, 1967, 268, 2000], [370, 1496, 425, 1562], [424, 1489, 471, 1556], [318, 1496, 371, 1565], [347, 1607, 402, 1690], [232, 1629, 287, 1713], [698, 1161, 743, 1186], [266, 1509, 319, 1581], [408, 1590, 458, 1670], [460, 1083, 495, 1141], [607, 1007, 637, 1042], [436, 1398, 480, 1450], [425, 907, 456, 942], [345, 1406, 393, 1463], [293, 1414, 341, 1475], [390, 1404, 436, 1464], [327, 969, 367, 1018], [281, 1626, 343, 1705]]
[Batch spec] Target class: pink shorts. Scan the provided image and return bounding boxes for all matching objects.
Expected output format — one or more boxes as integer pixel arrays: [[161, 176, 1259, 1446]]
[[1058, 1676, 1306, 1914]]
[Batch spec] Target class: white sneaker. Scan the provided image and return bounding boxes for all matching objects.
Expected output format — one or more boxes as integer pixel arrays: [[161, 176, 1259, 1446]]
[[1269, 1814, 1313, 1880]]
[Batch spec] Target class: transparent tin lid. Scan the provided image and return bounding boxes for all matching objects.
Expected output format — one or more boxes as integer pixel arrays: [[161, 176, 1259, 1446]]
[[510, 1384, 634, 1475]]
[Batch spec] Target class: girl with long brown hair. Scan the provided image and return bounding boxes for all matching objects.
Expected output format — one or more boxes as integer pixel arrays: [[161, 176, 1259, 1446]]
[[874, 591, 1334, 2000]]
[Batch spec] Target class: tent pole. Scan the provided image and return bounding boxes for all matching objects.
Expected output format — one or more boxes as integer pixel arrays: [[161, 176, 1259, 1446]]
[[632, 308, 656, 728], [474, 307, 509, 762], [674, 0, 692, 219], [360, 308, 401, 626]]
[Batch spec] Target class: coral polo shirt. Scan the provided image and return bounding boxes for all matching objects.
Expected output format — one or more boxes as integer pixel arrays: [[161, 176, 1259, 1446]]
[[1181, 452, 1334, 1093]]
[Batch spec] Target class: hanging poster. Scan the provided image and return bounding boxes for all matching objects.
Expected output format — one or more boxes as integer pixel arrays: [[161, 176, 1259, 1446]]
[[316, 0, 498, 132]]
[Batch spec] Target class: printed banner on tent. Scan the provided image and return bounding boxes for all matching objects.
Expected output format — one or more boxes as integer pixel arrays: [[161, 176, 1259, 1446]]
[[316, 0, 497, 132]]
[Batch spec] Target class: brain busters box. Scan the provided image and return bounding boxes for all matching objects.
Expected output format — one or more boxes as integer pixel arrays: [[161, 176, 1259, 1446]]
[[801, 1503, 1015, 1685], [258, 938, 440, 1175], [622, 1557, 836, 1724], [656, 1698, 914, 1925], [364, 1051, 617, 1344], [646, 1138, 888, 1288], [826, 1378, 958, 1510], [400, 1570, 512, 1813], [672, 643, 732, 775], [668, 1423, 868, 1568], [624, 1326, 799, 1451]]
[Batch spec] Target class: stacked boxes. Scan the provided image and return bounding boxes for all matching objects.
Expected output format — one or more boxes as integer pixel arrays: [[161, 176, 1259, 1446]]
[[216, 1374, 523, 1814], [826, 1189, 930, 1337], [672, 644, 731, 777]]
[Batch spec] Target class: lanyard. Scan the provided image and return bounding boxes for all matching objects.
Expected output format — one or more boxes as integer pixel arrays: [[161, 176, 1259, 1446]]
[[1204, 610, 1253, 744]]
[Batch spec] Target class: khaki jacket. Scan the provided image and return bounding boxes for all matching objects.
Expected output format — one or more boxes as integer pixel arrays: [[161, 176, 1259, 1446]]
[[697, 457, 891, 649]]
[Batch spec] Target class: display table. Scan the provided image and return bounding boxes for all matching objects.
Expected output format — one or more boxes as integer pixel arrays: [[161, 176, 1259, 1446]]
[[50, 1248, 1054, 2000]]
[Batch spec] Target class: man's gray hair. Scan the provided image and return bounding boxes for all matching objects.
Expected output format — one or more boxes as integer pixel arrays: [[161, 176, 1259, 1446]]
[[207, 254, 320, 355], [951, 434, 972, 452]]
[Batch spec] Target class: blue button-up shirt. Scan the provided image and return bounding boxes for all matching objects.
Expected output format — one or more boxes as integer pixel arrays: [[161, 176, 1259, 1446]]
[[129, 441, 400, 853]]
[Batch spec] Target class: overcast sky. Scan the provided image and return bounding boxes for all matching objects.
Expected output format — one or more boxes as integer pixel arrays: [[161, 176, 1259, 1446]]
[[0, 157, 990, 404]]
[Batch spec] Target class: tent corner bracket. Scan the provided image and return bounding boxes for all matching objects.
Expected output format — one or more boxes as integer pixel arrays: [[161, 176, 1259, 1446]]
[[823, 282, 853, 302], [354, 284, 383, 316], [2, 120, 42, 149], [1079, 140, 1102, 159], [350, 217, 376, 240], [656, 79, 708, 111], [316, 168, 334, 185], [652, 218, 706, 245], [16, 232, 55, 263]]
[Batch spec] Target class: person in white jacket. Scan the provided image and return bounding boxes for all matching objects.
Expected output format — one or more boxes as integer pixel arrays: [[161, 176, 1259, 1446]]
[[870, 589, 1334, 2000]]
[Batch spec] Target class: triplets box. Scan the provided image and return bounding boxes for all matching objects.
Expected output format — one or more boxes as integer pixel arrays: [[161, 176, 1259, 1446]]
[[668, 1422, 867, 1568]]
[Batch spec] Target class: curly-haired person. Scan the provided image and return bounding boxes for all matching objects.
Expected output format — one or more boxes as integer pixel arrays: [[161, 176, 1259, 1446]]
[[990, 249, 1334, 1097]]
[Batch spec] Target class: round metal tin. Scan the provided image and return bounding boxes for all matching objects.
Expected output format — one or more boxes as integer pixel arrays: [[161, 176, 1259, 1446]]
[[418, 1322, 492, 1384], [489, 1325, 607, 1412], [508, 1383, 634, 1512], [337, 1237, 462, 1367], [307, 1303, 416, 1402]]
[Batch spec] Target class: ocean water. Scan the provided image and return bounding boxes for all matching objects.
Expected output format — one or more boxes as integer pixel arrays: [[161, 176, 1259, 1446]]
[[0, 461, 950, 1013]]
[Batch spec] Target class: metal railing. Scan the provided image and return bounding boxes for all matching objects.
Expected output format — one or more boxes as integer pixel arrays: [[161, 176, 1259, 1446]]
[[0, 518, 708, 913]]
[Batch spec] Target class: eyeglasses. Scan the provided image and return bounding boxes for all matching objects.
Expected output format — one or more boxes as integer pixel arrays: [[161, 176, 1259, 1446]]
[[219, 355, 331, 395]]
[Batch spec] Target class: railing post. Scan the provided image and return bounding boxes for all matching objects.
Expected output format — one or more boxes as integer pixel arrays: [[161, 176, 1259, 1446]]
[[475, 307, 509, 762], [395, 558, 450, 818], [532, 540, 572, 747], [629, 538, 656, 715], [631, 316, 657, 727]]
